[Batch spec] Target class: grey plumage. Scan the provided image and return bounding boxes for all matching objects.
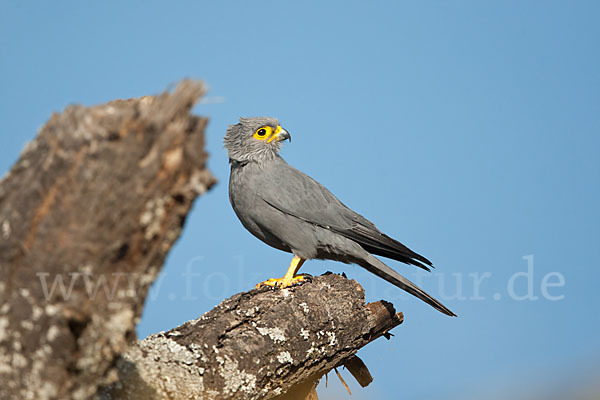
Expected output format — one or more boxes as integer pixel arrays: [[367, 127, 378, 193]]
[[225, 117, 456, 317]]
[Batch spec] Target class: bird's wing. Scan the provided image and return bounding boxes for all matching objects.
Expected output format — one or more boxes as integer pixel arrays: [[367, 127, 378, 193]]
[[259, 162, 433, 271]]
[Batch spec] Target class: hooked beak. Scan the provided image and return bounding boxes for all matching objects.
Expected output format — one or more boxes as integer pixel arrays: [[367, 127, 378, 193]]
[[268, 126, 291, 143]]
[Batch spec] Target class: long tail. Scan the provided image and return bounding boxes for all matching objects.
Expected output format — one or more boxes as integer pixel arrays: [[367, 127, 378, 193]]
[[359, 254, 457, 317]]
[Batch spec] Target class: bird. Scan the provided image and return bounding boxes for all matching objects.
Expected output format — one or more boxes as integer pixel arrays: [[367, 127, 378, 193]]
[[224, 117, 456, 316]]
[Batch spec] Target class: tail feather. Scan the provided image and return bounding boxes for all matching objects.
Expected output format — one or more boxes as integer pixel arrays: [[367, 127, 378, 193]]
[[359, 254, 456, 317]]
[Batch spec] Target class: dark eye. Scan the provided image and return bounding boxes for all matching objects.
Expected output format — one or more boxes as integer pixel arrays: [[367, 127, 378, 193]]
[[253, 126, 273, 140]]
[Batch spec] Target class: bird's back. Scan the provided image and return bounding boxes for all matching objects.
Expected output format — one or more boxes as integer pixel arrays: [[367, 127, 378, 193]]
[[229, 156, 359, 258]]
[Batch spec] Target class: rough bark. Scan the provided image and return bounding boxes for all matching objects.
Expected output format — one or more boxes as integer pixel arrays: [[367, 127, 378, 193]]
[[0, 81, 216, 400], [100, 273, 403, 400]]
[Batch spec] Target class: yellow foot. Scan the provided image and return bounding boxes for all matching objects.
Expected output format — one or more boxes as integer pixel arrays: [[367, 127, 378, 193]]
[[255, 274, 311, 289]]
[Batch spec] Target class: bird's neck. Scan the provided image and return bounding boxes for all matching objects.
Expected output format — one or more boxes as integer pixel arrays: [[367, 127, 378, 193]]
[[229, 153, 286, 169]]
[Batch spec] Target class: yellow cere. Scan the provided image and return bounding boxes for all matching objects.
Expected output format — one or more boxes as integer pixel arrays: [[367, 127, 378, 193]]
[[253, 125, 282, 142], [267, 125, 282, 143]]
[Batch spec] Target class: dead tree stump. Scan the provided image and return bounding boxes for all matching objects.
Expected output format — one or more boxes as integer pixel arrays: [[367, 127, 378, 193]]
[[0, 81, 216, 399], [0, 80, 404, 400]]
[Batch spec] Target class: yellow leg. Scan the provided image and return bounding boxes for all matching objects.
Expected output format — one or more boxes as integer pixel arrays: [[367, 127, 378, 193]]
[[255, 256, 309, 289]]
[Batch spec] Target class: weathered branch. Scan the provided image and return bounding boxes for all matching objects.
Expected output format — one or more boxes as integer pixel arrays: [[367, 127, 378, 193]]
[[0, 81, 216, 400], [101, 273, 403, 400]]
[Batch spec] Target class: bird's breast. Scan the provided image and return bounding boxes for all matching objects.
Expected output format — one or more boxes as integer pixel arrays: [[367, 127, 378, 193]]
[[228, 164, 292, 253]]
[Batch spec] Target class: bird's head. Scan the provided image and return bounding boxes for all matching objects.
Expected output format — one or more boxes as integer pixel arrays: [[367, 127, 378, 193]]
[[224, 117, 291, 163]]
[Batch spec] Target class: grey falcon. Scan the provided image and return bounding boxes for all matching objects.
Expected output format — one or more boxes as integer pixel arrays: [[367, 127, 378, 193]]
[[224, 117, 456, 316]]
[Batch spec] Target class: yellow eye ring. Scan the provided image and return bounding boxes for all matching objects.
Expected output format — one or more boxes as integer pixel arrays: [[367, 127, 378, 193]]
[[253, 126, 273, 141]]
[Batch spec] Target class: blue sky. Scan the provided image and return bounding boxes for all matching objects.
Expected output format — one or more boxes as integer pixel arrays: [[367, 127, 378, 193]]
[[1, 1, 599, 398]]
